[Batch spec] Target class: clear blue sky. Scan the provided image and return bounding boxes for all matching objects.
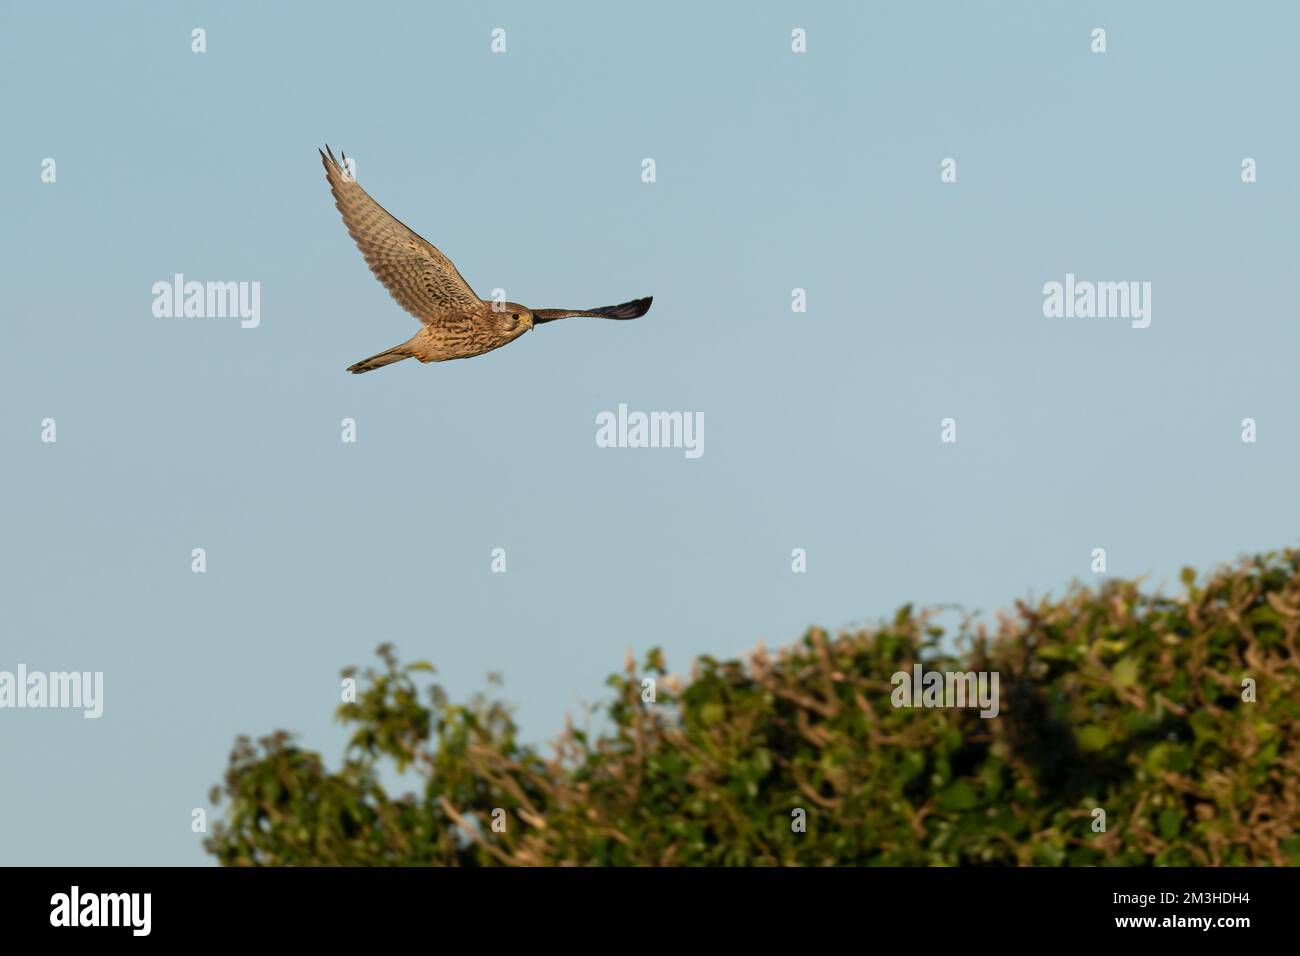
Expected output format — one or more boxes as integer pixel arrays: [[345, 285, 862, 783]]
[[2, 1, 1297, 864]]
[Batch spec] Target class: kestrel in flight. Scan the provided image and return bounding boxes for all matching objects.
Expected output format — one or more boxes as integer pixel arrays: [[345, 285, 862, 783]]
[[319, 145, 653, 373]]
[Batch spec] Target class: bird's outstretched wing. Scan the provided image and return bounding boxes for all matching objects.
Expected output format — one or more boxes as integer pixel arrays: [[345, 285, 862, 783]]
[[320, 145, 482, 322], [534, 296, 653, 324]]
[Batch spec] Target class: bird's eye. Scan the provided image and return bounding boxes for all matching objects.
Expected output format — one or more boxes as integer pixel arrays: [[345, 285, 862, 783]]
[[511, 313, 519, 320]]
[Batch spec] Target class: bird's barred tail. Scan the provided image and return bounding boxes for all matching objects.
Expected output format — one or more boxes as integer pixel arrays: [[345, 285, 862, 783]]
[[347, 344, 413, 374]]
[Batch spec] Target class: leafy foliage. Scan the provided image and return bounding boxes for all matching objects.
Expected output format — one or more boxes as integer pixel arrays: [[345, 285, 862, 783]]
[[206, 550, 1300, 865]]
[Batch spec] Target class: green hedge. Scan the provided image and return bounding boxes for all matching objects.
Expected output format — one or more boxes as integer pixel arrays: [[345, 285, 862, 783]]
[[206, 549, 1300, 865]]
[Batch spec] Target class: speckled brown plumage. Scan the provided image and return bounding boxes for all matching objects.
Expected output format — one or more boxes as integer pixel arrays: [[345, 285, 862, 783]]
[[319, 146, 653, 374]]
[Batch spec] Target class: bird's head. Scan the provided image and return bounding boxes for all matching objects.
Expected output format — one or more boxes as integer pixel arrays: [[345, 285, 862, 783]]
[[494, 303, 535, 338]]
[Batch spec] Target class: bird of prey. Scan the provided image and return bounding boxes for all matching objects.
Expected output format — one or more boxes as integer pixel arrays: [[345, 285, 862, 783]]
[[319, 145, 653, 373]]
